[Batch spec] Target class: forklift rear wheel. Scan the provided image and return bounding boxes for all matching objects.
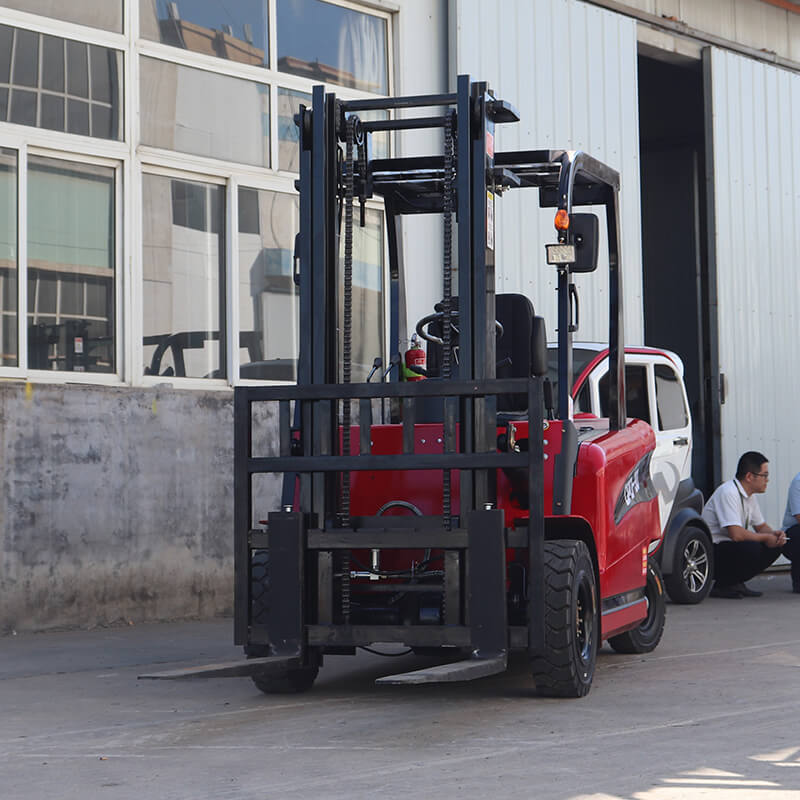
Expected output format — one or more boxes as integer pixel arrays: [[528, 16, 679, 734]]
[[531, 539, 598, 698], [608, 559, 666, 654], [664, 527, 713, 604]]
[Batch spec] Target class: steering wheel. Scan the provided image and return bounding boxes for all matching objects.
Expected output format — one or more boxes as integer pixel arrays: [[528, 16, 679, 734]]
[[415, 310, 504, 346]]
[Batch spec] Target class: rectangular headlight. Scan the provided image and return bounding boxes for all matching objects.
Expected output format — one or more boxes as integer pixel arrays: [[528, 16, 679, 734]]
[[546, 243, 576, 265]]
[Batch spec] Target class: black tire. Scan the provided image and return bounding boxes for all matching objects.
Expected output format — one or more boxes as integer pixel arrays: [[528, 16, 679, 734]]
[[531, 539, 599, 698], [251, 664, 319, 695], [245, 550, 319, 694], [250, 549, 270, 628], [664, 527, 714, 604], [608, 559, 666, 654]]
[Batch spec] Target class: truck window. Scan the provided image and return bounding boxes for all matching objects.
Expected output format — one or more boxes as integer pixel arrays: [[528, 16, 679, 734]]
[[598, 364, 650, 423], [546, 346, 598, 406], [654, 363, 688, 430], [575, 382, 591, 413]]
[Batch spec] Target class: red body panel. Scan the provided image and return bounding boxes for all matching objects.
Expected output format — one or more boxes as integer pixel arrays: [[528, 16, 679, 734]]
[[346, 416, 660, 637]]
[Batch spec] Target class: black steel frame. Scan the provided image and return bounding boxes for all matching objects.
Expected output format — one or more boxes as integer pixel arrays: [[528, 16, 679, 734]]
[[233, 76, 624, 675]]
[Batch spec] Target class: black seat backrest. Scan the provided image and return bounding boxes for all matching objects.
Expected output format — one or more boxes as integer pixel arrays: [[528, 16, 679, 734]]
[[495, 293, 535, 412], [424, 293, 538, 412]]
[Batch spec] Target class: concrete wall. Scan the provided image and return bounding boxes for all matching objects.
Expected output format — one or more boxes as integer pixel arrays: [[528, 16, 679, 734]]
[[0, 382, 240, 633]]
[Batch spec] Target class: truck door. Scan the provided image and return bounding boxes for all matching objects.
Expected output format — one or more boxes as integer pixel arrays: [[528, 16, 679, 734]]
[[597, 358, 690, 533], [649, 360, 693, 532]]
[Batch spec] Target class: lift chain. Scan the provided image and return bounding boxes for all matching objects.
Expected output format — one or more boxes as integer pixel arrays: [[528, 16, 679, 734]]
[[442, 111, 455, 531], [339, 114, 357, 530]]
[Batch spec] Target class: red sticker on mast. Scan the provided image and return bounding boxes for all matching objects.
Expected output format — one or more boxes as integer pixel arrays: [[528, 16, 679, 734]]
[[486, 130, 494, 159]]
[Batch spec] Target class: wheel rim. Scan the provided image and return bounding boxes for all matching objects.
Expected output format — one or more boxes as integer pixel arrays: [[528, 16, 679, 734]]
[[681, 537, 710, 594], [575, 574, 595, 664]]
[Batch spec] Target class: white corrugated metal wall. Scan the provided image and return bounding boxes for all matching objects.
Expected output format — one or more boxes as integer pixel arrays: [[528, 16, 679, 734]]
[[452, 0, 643, 345], [710, 47, 800, 527]]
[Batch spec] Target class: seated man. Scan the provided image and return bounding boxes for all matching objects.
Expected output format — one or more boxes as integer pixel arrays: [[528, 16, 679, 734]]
[[702, 451, 795, 598], [782, 470, 800, 593]]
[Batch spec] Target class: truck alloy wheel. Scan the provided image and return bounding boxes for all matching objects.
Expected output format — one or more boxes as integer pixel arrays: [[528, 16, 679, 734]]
[[664, 527, 713, 604]]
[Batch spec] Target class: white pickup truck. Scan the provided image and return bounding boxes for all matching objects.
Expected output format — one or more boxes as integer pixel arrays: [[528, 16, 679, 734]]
[[548, 343, 714, 604]]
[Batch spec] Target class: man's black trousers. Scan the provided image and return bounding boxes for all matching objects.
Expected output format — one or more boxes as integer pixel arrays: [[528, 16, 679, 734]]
[[714, 532, 800, 587]]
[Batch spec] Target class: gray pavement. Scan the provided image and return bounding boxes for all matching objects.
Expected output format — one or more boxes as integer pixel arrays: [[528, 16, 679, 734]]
[[2, 572, 800, 800]]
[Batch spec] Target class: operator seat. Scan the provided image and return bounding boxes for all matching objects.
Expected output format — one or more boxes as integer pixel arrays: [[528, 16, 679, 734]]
[[495, 292, 535, 413], [423, 292, 546, 416]]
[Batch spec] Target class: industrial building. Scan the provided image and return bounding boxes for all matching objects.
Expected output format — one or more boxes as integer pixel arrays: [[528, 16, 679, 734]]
[[1, 0, 798, 631]]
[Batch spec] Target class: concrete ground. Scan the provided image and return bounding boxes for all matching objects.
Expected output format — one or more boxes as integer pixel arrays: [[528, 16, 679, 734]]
[[2, 572, 800, 800]]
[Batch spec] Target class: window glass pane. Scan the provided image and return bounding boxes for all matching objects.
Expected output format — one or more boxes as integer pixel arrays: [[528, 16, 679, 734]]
[[338, 207, 384, 381], [67, 99, 90, 136], [41, 94, 65, 130], [0, 25, 12, 84], [89, 45, 112, 103], [42, 35, 65, 92], [0, 148, 17, 367], [67, 40, 89, 98], [139, 0, 269, 66], [90, 104, 114, 139], [142, 174, 226, 379], [278, 0, 388, 94], [140, 57, 270, 167], [238, 187, 298, 381], [575, 382, 591, 414], [12, 28, 39, 88], [277, 88, 310, 172], [546, 346, 598, 410], [9, 89, 36, 126], [0, 0, 123, 32], [655, 364, 689, 430], [599, 365, 650, 423], [27, 156, 116, 373], [0, 25, 122, 140]]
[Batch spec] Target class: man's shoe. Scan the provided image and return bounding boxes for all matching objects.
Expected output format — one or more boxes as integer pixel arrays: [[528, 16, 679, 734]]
[[731, 582, 763, 598], [710, 583, 744, 599]]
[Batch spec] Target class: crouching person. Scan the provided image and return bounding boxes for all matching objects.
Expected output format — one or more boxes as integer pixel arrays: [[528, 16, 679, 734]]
[[702, 451, 794, 598], [782, 470, 800, 594]]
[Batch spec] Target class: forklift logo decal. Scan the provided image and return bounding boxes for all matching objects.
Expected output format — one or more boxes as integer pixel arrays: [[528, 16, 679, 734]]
[[614, 452, 657, 525]]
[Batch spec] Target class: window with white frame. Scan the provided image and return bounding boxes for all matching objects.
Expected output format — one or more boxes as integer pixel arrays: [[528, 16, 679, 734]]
[[237, 186, 299, 382], [0, 148, 118, 374], [0, 147, 16, 367], [0, 0, 394, 383], [0, 1, 123, 33], [142, 173, 226, 379], [139, 0, 393, 384], [0, 23, 123, 140]]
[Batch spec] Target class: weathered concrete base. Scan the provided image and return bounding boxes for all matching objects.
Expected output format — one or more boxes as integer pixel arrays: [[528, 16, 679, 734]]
[[0, 381, 273, 633]]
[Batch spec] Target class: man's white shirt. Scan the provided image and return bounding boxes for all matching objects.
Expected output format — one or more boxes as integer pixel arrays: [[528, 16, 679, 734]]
[[702, 478, 765, 544]]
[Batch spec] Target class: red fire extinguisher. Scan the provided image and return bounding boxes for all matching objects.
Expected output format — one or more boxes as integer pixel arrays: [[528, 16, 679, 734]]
[[403, 333, 426, 381]]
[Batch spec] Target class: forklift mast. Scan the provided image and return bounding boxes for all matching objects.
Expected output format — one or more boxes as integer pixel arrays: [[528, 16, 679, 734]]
[[223, 76, 641, 693]]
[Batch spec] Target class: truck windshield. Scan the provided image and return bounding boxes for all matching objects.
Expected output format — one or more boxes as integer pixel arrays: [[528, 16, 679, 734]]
[[546, 346, 599, 404]]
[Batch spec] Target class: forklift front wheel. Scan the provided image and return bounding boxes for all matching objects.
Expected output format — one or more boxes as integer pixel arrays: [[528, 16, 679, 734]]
[[245, 549, 321, 694], [251, 662, 320, 695], [531, 539, 598, 698]]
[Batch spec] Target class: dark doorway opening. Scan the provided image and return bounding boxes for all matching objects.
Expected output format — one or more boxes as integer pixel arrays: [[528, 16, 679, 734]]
[[637, 52, 718, 497]]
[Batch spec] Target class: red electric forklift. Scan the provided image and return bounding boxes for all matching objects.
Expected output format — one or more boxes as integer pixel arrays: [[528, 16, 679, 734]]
[[143, 76, 665, 697]]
